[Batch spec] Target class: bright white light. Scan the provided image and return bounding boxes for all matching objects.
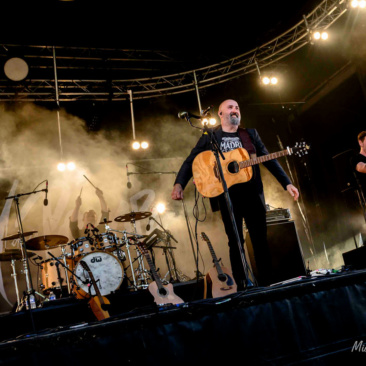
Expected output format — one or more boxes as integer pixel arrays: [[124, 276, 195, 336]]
[[67, 162, 76, 171], [270, 77, 278, 85], [209, 118, 217, 126], [132, 141, 140, 150], [141, 141, 149, 149], [360, 0, 366, 7], [321, 32, 328, 40], [313, 32, 321, 40], [201, 118, 209, 126], [262, 77, 270, 85], [351, 0, 358, 7], [156, 203, 166, 214], [57, 163, 66, 172]]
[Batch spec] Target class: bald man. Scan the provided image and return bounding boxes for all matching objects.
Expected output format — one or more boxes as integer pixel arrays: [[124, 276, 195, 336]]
[[172, 99, 298, 289]]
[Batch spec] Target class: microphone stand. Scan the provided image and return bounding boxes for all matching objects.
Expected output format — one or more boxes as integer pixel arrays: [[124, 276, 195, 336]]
[[5, 187, 48, 333], [184, 114, 254, 288], [126, 168, 200, 278], [148, 216, 180, 282]]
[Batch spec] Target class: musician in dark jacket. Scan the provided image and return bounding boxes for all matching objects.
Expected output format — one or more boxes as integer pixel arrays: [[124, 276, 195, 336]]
[[171, 99, 299, 288]]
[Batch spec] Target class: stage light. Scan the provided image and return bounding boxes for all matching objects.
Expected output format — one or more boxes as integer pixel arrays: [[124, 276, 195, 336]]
[[262, 77, 270, 85], [67, 162, 76, 171], [321, 32, 328, 40], [141, 141, 149, 149], [57, 163, 66, 172], [4, 57, 29, 81], [351, 0, 366, 7], [270, 77, 278, 85], [201, 118, 209, 126], [351, 0, 358, 7], [313, 31, 321, 40], [360, 0, 366, 7], [132, 141, 140, 150], [156, 203, 166, 214], [209, 118, 217, 126]]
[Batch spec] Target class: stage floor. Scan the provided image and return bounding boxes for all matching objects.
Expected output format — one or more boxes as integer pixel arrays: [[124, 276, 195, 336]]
[[1, 269, 366, 365]]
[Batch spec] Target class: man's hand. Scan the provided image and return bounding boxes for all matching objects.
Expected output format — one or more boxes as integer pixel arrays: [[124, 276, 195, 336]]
[[171, 184, 184, 200], [75, 196, 82, 207], [286, 184, 299, 201], [95, 188, 103, 198]]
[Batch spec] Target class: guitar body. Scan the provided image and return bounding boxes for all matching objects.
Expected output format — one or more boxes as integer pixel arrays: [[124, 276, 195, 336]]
[[206, 266, 237, 298], [192, 148, 253, 197], [148, 282, 184, 305], [89, 295, 110, 321]]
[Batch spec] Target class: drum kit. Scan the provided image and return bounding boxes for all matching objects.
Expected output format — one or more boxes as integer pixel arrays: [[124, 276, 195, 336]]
[[0, 210, 180, 311]]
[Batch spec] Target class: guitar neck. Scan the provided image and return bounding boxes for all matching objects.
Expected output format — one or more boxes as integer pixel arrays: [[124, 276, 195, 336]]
[[201, 233, 225, 277], [240, 148, 290, 169], [136, 244, 165, 290], [80, 261, 104, 301]]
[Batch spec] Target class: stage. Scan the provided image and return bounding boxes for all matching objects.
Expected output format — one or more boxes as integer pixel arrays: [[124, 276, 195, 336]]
[[0, 269, 366, 365]]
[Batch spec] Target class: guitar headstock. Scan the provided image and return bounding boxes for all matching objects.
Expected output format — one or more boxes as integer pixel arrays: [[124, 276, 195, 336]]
[[135, 242, 148, 255], [200, 232, 210, 243], [291, 141, 310, 157]]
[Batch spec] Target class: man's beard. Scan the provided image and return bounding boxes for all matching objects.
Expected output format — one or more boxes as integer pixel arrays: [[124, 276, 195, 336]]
[[229, 114, 240, 126]]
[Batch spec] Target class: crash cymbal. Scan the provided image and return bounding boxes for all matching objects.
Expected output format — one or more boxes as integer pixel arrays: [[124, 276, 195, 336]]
[[2, 231, 38, 241], [114, 211, 152, 223], [25, 235, 69, 251], [0, 250, 36, 261]]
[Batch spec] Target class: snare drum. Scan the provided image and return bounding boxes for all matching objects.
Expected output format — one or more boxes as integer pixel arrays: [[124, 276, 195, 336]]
[[73, 251, 124, 299]]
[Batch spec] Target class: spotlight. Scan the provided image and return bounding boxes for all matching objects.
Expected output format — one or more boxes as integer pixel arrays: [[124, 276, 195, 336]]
[[321, 32, 328, 40], [201, 118, 209, 126], [360, 0, 366, 7], [270, 77, 278, 85], [132, 141, 140, 150], [209, 118, 217, 126], [67, 162, 76, 171], [141, 141, 149, 149], [57, 163, 66, 172], [262, 77, 270, 85], [351, 0, 358, 7], [156, 203, 166, 214], [313, 31, 321, 40]]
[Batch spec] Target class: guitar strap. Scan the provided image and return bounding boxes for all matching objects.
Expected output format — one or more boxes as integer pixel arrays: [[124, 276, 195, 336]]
[[238, 128, 257, 159]]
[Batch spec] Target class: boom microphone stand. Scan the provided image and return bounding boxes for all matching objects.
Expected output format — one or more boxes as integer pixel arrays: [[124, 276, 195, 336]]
[[182, 114, 254, 289]]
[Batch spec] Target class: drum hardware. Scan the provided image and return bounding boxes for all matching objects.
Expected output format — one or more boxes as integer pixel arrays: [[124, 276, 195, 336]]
[[25, 235, 69, 251]]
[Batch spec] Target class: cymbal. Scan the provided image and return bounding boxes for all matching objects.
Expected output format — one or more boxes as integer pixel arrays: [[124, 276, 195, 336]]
[[2, 231, 38, 241], [0, 250, 36, 261], [25, 235, 69, 251], [114, 211, 152, 223]]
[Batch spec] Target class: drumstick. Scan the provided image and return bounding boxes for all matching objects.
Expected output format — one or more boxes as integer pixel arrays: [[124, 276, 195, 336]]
[[79, 187, 83, 197], [83, 175, 98, 189]]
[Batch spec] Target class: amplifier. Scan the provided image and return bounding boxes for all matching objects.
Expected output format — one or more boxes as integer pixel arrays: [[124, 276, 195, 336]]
[[266, 208, 291, 223]]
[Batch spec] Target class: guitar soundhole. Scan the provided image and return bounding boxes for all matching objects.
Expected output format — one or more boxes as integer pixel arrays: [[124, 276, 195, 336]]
[[159, 288, 167, 296], [227, 161, 239, 174], [218, 274, 227, 282]]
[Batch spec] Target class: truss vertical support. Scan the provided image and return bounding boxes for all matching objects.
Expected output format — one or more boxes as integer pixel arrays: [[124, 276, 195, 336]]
[[127, 90, 136, 140], [193, 71, 203, 115], [53, 46, 63, 160]]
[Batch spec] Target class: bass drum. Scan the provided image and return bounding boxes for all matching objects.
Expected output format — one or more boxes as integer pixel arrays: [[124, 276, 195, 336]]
[[73, 251, 124, 299]]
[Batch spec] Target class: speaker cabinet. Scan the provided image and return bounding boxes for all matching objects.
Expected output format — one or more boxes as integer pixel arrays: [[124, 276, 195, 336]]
[[245, 220, 306, 284], [343, 246, 366, 270]]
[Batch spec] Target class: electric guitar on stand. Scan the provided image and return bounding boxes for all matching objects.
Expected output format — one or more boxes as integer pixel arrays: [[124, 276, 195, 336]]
[[192, 143, 309, 197], [79, 260, 111, 321], [136, 242, 184, 306], [201, 232, 237, 298]]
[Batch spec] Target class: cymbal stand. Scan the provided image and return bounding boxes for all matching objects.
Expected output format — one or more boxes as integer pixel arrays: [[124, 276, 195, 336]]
[[121, 230, 138, 290], [130, 218, 150, 289], [60, 245, 71, 294], [10, 259, 21, 312]]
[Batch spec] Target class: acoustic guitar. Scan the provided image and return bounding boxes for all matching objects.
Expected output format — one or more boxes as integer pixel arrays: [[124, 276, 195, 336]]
[[135, 242, 184, 306], [201, 232, 237, 298], [192, 143, 309, 197], [79, 260, 110, 321]]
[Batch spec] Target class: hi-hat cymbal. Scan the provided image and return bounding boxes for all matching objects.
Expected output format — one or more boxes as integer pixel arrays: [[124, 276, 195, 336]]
[[2, 231, 38, 241], [114, 211, 152, 223], [0, 250, 36, 261], [25, 235, 69, 251]]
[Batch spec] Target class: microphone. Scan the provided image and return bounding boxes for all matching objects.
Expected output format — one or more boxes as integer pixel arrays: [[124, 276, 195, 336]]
[[201, 105, 213, 116], [126, 164, 132, 189], [146, 217, 151, 231], [177, 111, 202, 120], [44, 180, 48, 206]]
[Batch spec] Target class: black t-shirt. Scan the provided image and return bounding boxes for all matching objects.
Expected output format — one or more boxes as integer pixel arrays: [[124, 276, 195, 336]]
[[220, 131, 243, 152], [351, 154, 366, 192]]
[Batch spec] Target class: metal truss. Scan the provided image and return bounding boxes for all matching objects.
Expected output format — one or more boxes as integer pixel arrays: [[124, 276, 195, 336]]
[[0, 0, 349, 102]]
